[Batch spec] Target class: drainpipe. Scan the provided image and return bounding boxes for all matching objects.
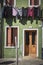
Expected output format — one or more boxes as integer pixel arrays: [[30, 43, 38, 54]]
[[15, 36, 18, 65]]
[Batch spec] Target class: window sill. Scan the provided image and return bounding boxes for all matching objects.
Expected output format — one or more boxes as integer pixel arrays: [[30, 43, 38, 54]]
[[4, 46, 19, 48], [29, 5, 40, 7]]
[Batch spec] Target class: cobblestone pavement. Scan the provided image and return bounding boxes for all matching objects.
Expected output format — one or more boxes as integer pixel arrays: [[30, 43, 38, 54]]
[[0, 58, 43, 65]]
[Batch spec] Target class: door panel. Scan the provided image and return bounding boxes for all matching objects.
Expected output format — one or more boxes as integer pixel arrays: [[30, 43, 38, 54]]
[[31, 45, 36, 54], [24, 30, 37, 57], [31, 31, 37, 56]]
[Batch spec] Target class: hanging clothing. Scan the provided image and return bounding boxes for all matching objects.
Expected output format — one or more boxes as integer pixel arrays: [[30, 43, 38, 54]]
[[2, 6, 6, 18], [22, 7, 28, 17], [27, 7, 34, 19], [34, 7, 40, 18], [3, 5, 12, 18], [15, 8, 22, 19], [12, 8, 17, 16], [17, 8, 22, 17], [17, 8, 22, 19], [39, 9, 42, 19]]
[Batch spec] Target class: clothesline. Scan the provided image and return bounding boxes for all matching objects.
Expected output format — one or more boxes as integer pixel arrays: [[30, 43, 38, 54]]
[[2, 5, 42, 19]]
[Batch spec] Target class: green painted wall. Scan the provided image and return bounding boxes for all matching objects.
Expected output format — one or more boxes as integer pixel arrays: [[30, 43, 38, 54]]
[[38, 27, 42, 58], [16, 0, 28, 8], [2, 18, 42, 58], [41, 0, 43, 9]]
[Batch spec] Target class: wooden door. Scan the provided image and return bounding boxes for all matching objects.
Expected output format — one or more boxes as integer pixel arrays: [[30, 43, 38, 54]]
[[24, 30, 37, 57]]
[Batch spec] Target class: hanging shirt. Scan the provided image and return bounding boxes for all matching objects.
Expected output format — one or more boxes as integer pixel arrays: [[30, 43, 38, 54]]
[[27, 7, 34, 18], [22, 7, 28, 17], [17, 8, 22, 17], [4, 5, 12, 18], [2, 6, 6, 18], [34, 7, 41, 19], [12, 7, 17, 16]]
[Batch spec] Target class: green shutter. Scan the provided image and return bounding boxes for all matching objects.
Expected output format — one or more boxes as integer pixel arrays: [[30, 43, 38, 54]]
[[16, 0, 28, 8]]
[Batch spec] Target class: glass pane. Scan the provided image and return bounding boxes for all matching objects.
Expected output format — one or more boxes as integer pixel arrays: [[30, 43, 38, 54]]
[[34, 0, 39, 5], [30, 0, 39, 5], [25, 31, 29, 45], [11, 28, 17, 46], [32, 32, 36, 45]]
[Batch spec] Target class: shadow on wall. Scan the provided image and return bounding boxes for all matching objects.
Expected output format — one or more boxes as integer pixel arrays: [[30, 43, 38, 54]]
[[5, 17, 39, 25], [19, 17, 27, 25]]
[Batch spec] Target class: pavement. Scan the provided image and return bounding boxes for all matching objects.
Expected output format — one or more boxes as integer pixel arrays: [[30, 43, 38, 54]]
[[0, 58, 43, 65]]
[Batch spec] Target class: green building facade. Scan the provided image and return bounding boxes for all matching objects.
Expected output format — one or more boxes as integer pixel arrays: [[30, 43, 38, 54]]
[[0, 0, 43, 59]]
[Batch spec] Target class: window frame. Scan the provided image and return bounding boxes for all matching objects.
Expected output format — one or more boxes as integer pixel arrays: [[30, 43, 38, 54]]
[[3, 0, 16, 7], [28, 0, 41, 7], [5, 26, 19, 48]]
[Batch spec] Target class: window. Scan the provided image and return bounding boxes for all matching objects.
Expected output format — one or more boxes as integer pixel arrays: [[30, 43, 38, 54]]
[[5, 26, 19, 48], [29, 0, 41, 7], [3, 0, 16, 7]]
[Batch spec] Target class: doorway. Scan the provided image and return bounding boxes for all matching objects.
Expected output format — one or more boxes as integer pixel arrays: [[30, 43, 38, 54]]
[[23, 29, 38, 58]]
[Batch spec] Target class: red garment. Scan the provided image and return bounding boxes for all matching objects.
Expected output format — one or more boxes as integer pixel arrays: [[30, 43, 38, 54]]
[[27, 7, 34, 18]]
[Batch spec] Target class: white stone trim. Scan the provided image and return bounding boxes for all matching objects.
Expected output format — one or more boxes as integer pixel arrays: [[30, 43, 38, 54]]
[[42, 27, 43, 48], [23, 28, 38, 57], [28, 0, 41, 7], [3, 0, 16, 7], [14, 0, 16, 7], [4, 26, 19, 48]]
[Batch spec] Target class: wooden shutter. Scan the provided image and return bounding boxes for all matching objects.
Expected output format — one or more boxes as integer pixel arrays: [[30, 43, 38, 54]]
[[7, 27, 11, 46], [30, 0, 34, 5]]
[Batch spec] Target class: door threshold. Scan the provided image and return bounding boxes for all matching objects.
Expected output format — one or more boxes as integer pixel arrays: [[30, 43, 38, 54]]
[[23, 55, 37, 60]]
